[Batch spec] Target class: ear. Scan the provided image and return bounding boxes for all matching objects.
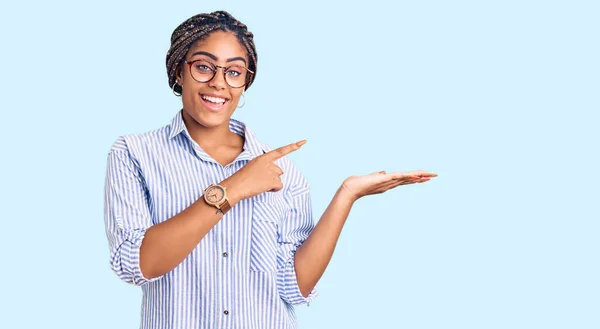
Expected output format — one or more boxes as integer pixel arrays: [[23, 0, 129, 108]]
[[175, 68, 183, 85], [175, 64, 184, 84]]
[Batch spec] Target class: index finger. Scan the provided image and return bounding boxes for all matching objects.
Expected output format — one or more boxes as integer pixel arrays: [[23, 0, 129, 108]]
[[264, 140, 306, 160]]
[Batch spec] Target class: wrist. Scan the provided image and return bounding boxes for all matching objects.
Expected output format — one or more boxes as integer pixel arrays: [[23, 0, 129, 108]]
[[338, 183, 359, 203], [220, 180, 242, 205]]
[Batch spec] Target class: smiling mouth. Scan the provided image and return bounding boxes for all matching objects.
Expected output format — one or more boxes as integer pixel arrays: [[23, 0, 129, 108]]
[[201, 94, 229, 105]]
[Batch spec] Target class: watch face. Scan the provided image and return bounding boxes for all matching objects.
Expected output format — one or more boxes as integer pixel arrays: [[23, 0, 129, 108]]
[[205, 185, 225, 204]]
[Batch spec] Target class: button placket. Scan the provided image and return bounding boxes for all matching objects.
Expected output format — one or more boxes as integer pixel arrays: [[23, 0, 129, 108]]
[[221, 198, 233, 324]]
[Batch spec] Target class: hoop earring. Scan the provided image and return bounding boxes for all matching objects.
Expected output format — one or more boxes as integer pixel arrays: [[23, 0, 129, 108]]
[[172, 81, 181, 97], [237, 93, 245, 108]]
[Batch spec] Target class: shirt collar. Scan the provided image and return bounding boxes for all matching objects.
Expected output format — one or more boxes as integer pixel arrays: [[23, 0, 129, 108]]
[[167, 110, 267, 160]]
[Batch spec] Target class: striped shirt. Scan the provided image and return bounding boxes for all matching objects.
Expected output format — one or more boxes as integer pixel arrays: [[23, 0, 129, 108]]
[[103, 110, 318, 329]]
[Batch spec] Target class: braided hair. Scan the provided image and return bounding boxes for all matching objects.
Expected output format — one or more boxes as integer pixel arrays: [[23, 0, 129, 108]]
[[166, 11, 257, 94]]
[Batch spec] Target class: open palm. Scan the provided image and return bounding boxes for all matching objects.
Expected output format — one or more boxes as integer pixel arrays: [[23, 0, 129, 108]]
[[341, 170, 437, 201]]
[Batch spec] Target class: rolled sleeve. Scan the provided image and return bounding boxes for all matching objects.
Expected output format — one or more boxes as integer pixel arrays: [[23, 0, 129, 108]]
[[276, 190, 319, 306], [104, 137, 161, 286]]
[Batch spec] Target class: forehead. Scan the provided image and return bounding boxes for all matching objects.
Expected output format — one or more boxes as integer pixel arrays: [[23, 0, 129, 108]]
[[186, 30, 247, 62]]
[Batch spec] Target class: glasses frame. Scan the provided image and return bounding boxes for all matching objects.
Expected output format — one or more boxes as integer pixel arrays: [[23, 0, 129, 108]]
[[185, 59, 254, 89]]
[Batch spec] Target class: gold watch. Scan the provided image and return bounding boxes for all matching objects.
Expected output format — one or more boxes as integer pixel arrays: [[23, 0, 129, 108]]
[[203, 184, 232, 214]]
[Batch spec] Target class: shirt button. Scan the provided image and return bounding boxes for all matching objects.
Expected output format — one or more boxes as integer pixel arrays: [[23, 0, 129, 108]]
[[223, 252, 228, 257], [224, 310, 229, 315]]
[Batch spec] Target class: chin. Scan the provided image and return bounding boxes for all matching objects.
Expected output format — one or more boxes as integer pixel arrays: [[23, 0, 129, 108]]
[[185, 105, 233, 129]]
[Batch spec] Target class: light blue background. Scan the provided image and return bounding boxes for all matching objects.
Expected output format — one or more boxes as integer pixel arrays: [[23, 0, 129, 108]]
[[1, 0, 598, 328]]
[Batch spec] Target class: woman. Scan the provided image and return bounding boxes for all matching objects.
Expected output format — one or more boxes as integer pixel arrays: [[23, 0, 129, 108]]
[[104, 10, 436, 329]]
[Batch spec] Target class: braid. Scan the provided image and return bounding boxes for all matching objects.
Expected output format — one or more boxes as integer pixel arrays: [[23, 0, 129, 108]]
[[166, 11, 258, 94]]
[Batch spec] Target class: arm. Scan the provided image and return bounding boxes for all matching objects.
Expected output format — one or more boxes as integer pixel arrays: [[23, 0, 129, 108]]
[[104, 139, 242, 284], [275, 189, 319, 305], [293, 187, 354, 297], [105, 139, 306, 284], [294, 171, 437, 297], [105, 137, 310, 285]]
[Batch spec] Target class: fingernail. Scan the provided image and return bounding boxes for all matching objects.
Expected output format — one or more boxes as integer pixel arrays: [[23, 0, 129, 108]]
[[379, 170, 386, 174], [296, 140, 307, 147]]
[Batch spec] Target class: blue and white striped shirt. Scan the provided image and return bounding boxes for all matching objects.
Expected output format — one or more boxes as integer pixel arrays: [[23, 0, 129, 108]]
[[104, 110, 318, 329]]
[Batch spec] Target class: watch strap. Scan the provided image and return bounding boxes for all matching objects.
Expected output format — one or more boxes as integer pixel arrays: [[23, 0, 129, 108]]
[[217, 199, 232, 214]]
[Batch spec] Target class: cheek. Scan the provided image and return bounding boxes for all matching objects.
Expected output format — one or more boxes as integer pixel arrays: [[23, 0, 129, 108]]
[[181, 87, 200, 110], [183, 88, 196, 102], [231, 90, 244, 103]]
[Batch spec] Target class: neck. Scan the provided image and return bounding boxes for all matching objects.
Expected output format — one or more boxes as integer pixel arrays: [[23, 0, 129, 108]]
[[181, 110, 237, 149]]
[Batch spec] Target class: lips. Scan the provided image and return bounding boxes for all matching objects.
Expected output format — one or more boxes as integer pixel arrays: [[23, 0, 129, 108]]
[[201, 95, 227, 104], [200, 94, 229, 112]]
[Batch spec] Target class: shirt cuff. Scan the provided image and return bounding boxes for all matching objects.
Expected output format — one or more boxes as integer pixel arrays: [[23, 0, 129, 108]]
[[278, 254, 319, 306], [110, 227, 161, 286]]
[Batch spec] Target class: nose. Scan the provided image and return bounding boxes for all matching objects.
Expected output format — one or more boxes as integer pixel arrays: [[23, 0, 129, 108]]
[[208, 66, 227, 90]]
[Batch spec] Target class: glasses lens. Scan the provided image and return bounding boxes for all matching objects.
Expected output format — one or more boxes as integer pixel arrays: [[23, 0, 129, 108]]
[[190, 60, 216, 83], [225, 66, 249, 88]]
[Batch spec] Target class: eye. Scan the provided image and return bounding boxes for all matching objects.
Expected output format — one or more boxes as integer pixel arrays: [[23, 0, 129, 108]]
[[226, 69, 242, 77], [191, 60, 215, 72], [194, 63, 213, 72]]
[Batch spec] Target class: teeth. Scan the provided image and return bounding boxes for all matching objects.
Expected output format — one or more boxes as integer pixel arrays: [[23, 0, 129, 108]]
[[202, 95, 226, 104]]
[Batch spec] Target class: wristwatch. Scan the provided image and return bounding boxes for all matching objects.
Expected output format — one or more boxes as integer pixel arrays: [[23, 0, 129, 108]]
[[203, 184, 232, 214]]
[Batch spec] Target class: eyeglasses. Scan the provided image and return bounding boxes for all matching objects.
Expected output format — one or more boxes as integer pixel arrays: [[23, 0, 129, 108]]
[[185, 59, 254, 89]]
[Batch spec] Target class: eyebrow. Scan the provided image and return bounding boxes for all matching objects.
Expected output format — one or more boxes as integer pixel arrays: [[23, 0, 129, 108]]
[[190, 51, 247, 65]]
